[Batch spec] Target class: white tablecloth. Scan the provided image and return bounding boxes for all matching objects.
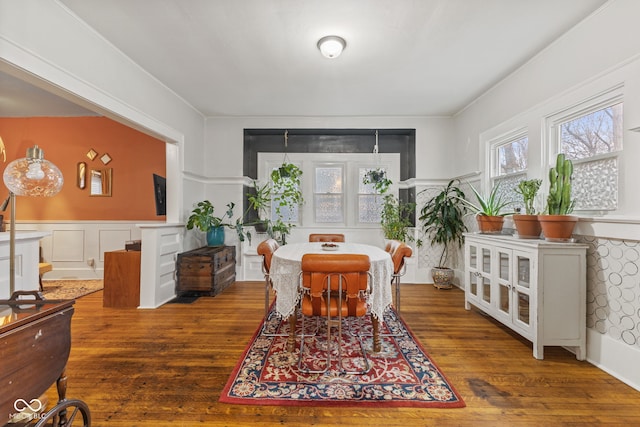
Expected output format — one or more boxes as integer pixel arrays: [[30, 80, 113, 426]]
[[269, 242, 393, 321]]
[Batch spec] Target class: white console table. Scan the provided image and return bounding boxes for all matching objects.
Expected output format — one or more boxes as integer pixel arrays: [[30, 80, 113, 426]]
[[464, 233, 588, 360], [0, 231, 50, 299]]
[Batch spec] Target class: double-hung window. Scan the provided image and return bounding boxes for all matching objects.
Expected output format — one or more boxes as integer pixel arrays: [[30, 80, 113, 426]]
[[259, 152, 399, 228], [547, 87, 623, 212], [489, 131, 529, 212]]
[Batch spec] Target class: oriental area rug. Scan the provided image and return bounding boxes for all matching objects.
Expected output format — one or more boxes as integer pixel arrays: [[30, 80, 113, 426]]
[[41, 280, 103, 300], [220, 307, 465, 408]]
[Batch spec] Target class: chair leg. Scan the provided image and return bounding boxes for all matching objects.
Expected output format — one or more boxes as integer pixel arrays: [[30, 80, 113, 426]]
[[339, 317, 371, 375], [297, 312, 331, 375]]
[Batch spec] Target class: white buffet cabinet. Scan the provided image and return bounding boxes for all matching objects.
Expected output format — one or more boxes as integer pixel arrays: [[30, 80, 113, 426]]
[[463, 233, 588, 360]]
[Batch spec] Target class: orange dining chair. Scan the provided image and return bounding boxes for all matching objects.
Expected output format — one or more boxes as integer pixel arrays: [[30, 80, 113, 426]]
[[256, 238, 286, 337], [298, 253, 372, 375], [386, 240, 412, 314], [308, 233, 345, 243]]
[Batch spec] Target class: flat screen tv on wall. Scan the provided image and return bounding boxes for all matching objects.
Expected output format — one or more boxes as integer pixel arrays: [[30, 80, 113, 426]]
[[153, 174, 166, 216]]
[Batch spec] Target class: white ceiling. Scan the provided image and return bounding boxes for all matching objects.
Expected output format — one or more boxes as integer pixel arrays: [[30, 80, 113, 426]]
[[1, 0, 608, 118]]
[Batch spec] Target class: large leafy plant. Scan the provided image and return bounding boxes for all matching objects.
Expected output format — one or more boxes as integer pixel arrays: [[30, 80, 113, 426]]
[[419, 180, 468, 267], [186, 200, 234, 232], [381, 194, 417, 243]]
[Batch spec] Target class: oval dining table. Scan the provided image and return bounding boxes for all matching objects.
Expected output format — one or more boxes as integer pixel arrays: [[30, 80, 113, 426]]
[[269, 241, 394, 352]]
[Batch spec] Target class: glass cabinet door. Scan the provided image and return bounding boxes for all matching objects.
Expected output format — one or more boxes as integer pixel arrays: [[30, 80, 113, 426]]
[[513, 253, 532, 330], [497, 250, 511, 316], [481, 247, 491, 303], [467, 245, 478, 298]]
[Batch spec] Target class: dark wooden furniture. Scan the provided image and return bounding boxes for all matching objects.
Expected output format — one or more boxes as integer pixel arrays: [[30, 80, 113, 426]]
[[176, 246, 236, 296], [0, 291, 90, 426], [103, 250, 141, 308]]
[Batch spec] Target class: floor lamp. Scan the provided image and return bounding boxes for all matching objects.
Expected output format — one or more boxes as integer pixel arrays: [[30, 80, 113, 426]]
[[2, 145, 63, 295]]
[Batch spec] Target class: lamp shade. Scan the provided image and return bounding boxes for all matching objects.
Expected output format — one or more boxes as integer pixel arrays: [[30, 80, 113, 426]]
[[3, 145, 63, 196]]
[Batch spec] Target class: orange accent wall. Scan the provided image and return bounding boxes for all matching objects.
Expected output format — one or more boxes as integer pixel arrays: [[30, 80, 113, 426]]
[[0, 117, 166, 221]]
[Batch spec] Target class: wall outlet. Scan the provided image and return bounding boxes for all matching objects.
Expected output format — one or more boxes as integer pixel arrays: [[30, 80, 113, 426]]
[[87, 258, 95, 268]]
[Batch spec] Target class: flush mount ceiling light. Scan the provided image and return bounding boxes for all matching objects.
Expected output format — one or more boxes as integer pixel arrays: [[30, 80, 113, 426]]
[[317, 35, 346, 59]]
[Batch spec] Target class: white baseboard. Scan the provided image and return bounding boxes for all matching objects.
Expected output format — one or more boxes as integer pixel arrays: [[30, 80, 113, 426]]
[[586, 328, 640, 392]]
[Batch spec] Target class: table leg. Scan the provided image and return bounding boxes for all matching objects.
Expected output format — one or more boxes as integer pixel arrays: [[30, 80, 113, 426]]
[[287, 314, 297, 352], [56, 367, 68, 425], [371, 315, 381, 353]]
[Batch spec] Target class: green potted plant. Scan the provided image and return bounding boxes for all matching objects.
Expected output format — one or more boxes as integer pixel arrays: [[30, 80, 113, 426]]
[[513, 178, 542, 239], [418, 179, 468, 289], [539, 153, 578, 241], [457, 181, 512, 233], [381, 194, 416, 244], [363, 167, 392, 194], [270, 162, 303, 244], [234, 180, 273, 245], [186, 200, 235, 246]]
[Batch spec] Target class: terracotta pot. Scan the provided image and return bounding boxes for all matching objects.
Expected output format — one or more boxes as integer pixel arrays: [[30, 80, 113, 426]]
[[537, 215, 578, 241], [513, 214, 542, 239], [476, 215, 504, 234], [432, 267, 454, 289]]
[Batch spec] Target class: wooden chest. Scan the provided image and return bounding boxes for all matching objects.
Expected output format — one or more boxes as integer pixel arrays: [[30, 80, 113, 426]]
[[176, 246, 236, 296]]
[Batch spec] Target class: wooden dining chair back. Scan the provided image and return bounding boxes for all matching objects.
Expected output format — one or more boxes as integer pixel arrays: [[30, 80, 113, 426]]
[[308, 233, 345, 243], [388, 241, 412, 314], [298, 253, 371, 375], [256, 238, 285, 336]]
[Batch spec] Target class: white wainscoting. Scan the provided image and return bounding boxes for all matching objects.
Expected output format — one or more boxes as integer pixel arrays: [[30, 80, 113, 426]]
[[14, 221, 167, 280]]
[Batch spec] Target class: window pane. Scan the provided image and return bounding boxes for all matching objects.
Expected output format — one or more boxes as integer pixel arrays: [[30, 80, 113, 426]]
[[359, 167, 383, 194], [493, 173, 527, 213], [497, 136, 528, 175], [315, 167, 342, 193], [271, 194, 298, 222], [560, 103, 623, 160], [315, 194, 343, 222], [572, 157, 618, 210], [359, 194, 383, 223]]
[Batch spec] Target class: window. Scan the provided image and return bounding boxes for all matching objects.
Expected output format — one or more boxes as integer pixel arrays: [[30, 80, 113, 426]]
[[314, 165, 344, 223], [358, 167, 385, 223], [259, 152, 399, 228], [548, 89, 623, 212], [490, 132, 529, 212]]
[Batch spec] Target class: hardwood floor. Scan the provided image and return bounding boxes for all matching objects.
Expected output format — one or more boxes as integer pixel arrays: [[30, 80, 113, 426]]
[[46, 281, 640, 426]]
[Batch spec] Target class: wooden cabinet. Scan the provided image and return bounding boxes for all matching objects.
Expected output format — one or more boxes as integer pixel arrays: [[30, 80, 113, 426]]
[[104, 250, 141, 308], [176, 246, 236, 296], [464, 233, 588, 360], [0, 295, 75, 422]]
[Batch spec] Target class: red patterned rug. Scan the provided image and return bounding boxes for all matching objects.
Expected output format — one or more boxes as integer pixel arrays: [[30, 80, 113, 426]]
[[220, 307, 465, 408]]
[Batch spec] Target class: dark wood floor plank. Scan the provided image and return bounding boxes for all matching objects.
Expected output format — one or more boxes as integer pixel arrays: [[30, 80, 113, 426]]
[[44, 281, 640, 426]]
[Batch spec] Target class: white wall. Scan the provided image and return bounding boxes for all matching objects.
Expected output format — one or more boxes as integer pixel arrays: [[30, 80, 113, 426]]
[[452, 0, 640, 391]]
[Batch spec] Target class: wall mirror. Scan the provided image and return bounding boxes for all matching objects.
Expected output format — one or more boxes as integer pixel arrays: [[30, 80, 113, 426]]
[[90, 168, 112, 197], [77, 162, 86, 189]]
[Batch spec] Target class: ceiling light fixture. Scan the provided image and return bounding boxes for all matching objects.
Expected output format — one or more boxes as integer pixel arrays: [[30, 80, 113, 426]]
[[317, 35, 346, 59]]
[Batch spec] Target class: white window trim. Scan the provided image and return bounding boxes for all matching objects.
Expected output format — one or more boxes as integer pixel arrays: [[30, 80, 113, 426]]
[[258, 152, 400, 228], [543, 84, 624, 213]]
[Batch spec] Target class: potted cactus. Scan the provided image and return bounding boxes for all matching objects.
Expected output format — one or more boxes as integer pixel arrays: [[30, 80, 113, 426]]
[[513, 178, 542, 239], [538, 153, 578, 241]]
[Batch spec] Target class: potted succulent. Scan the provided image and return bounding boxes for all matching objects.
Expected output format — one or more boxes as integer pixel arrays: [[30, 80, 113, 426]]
[[380, 194, 417, 244], [363, 167, 392, 194], [457, 181, 513, 233], [513, 178, 542, 239], [418, 179, 468, 289], [538, 153, 578, 241], [186, 200, 235, 246]]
